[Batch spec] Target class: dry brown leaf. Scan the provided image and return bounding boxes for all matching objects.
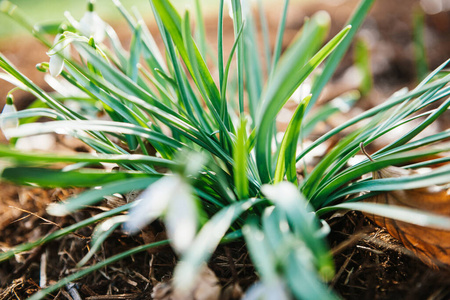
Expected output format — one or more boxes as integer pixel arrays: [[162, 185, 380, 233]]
[[152, 265, 221, 300], [361, 145, 450, 267]]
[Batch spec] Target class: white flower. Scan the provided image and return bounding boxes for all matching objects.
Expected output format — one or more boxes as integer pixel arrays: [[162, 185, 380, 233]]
[[243, 278, 291, 300], [0, 95, 18, 140], [225, 0, 253, 21], [124, 174, 198, 254], [48, 34, 71, 77], [291, 77, 312, 103], [78, 11, 106, 42]]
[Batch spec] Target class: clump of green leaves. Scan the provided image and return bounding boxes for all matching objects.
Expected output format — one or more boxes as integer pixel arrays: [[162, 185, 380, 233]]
[[0, 0, 449, 299]]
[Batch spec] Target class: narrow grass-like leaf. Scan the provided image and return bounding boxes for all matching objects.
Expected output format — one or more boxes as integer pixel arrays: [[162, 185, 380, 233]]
[[322, 163, 450, 205], [150, 0, 221, 110], [173, 198, 265, 291], [243, 216, 278, 282], [78, 215, 128, 267], [0, 145, 175, 168], [318, 203, 450, 230], [1, 167, 152, 188], [269, 0, 289, 77], [274, 94, 311, 184], [46, 176, 161, 216], [413, 7, 428, 81], [256, 18, 350, 183], [306, 0, 374, 113], [233, 117, 249, 199]]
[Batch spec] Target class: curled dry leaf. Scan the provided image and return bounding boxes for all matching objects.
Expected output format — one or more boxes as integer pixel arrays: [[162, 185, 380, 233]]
[[361, 145, 450, 267]]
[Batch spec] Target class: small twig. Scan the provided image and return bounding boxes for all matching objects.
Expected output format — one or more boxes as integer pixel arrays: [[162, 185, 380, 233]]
[[39, 250, 48, 288], [331, 249, 355, 288], [359, 142, 375, 162], [8, 206, 62, 229]]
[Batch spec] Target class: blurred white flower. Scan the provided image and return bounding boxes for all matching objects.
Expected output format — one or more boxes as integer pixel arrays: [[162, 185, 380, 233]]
[[48, 34, 71, 77], [0, 95, 18, 140], [243, 278, 291, 300], [261, 181, 300, 205], [78, 11, 106, 42], [124, 174, 198, 254], [291, 77, 312, 103], [225, 0, 253, 21]]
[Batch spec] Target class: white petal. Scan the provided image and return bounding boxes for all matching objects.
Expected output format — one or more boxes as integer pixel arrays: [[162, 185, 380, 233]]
[[79, 11, 106, 42], [291, 77, 312, 103], [0, 104, 18, 140], [261, 182, 300, 205], [243, 279, 290, 300], [49, 54, 64, 77], [165, 180, 197, 254], [48, 34, 71, 77], [123, 175, 180, 234]]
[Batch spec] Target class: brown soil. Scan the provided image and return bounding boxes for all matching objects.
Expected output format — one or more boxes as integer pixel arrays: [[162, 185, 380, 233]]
[[1, 0, 450, 299]]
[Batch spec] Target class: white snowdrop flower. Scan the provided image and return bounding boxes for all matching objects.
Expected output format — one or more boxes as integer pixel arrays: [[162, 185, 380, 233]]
[[0, 95, 19, 140], [261, 181, 300, 205], [243, 279, 291, 300], [124, 174, 198, 254], [291, 77, 312, 103], [78, 8, 106, 42], [48, 34, 71, 77], [164, 179, 198, 254], [225, 0, 253, 21]]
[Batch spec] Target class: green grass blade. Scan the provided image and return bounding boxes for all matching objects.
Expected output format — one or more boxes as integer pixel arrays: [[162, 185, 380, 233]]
[[233, 117, 249, 199], [77, 216, 127, 267], [0, 145, 176, 168], [306, 0, 374, 113], [194, 0, 207, 58], [323, 163, 450, 205], [274, 95, 311, 184], [243, 216, 278, 282], [354, 38, 372, 95], [4, 120, 183, 150], [256, 20, 350, 183], [230, 0, 245, 114], [318, 203, 450, 230], [413, 7, 428, 81], [1, 166, 152, 188], [47, 176, 161, 215], [173, 198, 265, 291], [150, 0, 221, 110], [269, 0, 289, 77]]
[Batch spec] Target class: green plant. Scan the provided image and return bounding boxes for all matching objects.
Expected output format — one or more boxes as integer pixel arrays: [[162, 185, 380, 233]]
[[0, 0, 449, 299]]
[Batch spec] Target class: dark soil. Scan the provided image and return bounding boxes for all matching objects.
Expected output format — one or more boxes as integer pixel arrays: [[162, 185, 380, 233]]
[[1, 0, 450, 299]]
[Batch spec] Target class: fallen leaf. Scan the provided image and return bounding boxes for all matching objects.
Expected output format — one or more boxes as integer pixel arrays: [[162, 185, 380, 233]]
[[361, 145, 450, 267]]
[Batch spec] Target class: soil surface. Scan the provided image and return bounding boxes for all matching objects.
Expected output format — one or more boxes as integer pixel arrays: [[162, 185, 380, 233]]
[[1, 0, 450, 299]]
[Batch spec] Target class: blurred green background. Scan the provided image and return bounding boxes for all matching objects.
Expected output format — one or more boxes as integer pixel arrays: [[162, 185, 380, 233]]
[[0, 0, 219, 38]]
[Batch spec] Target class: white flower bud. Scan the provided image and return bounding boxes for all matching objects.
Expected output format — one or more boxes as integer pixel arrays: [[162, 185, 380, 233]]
[[1, 95, 19, 140], [48, 34, 71, 77]]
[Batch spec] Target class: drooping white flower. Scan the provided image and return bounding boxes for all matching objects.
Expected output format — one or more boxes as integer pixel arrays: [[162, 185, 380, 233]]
[[78, 11, 106, 42], [291, 77, 312, 103], [225, 0, 253, 21], [243, 278, 291, 300], [48, 34, 71, 77], [0, 95, 19, 140], [124, 174, 198, 254]]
